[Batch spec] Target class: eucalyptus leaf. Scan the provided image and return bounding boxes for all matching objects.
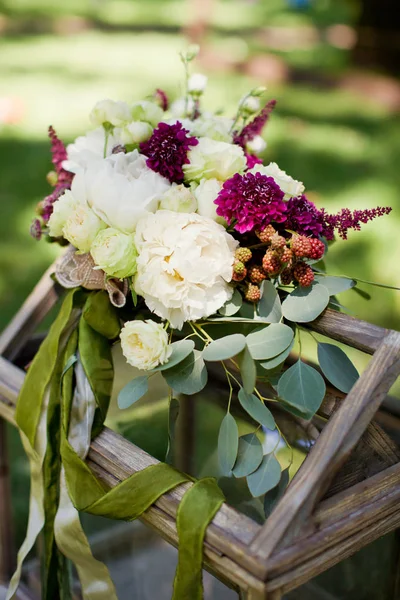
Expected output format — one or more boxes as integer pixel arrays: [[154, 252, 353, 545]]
[[238, 388, 276, 430], [246, 323, 294, 360], [218, 289, 243, 316], [238, 301, 255, 319], [247, 453, 281, 497], [237, 345, 256, 394], [317, 343, 359, 393], [314, 275, 355, 295], [163, 350, 208, 395], [232, 433, 263, 478], [264, 468, 289, 517], [258, 281, 282, 322], [282, 283, 330, 323], [260, 340, 294, 371], [218, 413, 239, 476], [118, 376, 148, 409], [277, 360, 326, 419], [165, 397, 180, 464], [203, 334, 247, 362], [152, 339, 195, 372]]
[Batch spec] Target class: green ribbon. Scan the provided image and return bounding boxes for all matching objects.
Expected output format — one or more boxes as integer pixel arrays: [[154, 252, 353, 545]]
[[12, 289, 225, 600]]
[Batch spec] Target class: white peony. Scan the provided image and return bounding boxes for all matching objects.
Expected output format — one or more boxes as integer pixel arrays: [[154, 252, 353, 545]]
[[63, 205, 107, 253], [188, 73, 208, 94], [131, 101, 164, 127], [158, 184, 197, 213], [134, 210, 238, 329], [183, 137, 246, 183], [251, 162, 305, 200], [90, 99, 132, 127], [90, 228, 137, 279], [48, 189, 79, 238], [115, 121, 153, 145], [192, 178, 225, 224], [120, 319, 172, 371], [82, 149, 170, 233], [63, 127, 121, 174]]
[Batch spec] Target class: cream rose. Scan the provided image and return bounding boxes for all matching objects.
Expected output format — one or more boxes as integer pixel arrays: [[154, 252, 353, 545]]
[[183, 137, 246, 183], [251, 162, 304, 200], [48, 189, 79, 238], [158, 184, 197, 213], [90, 228, 138, 279], [134, 210, 238, 329], [115, 121, 153, 145], [120, 319, 172, 370], [63, 205, 106, 253], [131, 101, 164, 127]]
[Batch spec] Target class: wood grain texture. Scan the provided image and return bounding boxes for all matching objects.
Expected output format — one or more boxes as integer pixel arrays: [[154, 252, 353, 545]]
[[249, 330, 400, 563]]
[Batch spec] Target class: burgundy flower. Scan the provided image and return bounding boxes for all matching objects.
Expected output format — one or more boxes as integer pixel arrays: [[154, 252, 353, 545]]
[[245, 153, 263, 170], [41, 127, 74, 223], [234, 99, 276, 149], [154, 88, 169, 111], [30, 218, 42, 240], [215, 172, 286, 234], [140, 121, 198, 184], [285, 195, 326, 239], [321, 206, 392, 240]]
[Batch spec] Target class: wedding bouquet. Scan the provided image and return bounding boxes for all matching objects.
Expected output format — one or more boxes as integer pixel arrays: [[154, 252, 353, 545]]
[[14, 46, 392, 600]]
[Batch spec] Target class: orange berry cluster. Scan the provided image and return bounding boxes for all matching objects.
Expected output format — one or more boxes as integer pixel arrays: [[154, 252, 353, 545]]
[[232, 225, 325, 302]]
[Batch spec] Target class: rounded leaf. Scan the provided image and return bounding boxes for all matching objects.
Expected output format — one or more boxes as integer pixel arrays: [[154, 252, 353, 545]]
[[163, 350, 208, 395], [247, 453, 281, 497], [218, 413, 239, 476], [317, 343, 359, 393], [218, 289, 243, 316], [314, 275, 355, 296], [152, 339, 195, 372], [277, 360, 326, 419], [238, 388, 276, 430], [233, 433, 263, 478], [282, 283, 330, 323], [118, 376, 148, 409], [203, 334, 247, 362], [260, 340, 294, 371], [237, 345, 256, 394], [258, 281, 282, 322], [246, 323, 294, 360]]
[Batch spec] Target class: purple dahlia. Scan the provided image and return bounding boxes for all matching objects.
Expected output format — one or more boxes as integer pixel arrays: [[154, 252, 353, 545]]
[[215, 172, 286, 234], [285, 195, 327, 239], [140, 121, 198, 184]]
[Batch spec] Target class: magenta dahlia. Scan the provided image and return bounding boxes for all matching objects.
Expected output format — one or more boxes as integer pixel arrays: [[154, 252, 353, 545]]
[[140, 121, 198, 184], [215, 172, 286, 234]]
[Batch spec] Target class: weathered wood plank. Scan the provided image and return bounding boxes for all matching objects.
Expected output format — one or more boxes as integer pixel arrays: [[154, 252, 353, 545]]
[[249, 330, 400, 565]]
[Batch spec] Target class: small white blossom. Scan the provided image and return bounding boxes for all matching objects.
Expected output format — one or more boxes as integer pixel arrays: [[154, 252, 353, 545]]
[[246, 135, 267, 155], [188, 73, 208, 94], [90, 99, 131, 127], [241, 96, 260, 115], [115, 121, 153, 145]]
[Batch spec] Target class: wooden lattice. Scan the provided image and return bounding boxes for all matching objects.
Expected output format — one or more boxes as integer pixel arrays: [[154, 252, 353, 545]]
[[0, 258, 400, 599]]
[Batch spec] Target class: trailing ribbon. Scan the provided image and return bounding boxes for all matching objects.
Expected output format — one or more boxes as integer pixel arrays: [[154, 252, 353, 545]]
[[10, 289, 225, 600]]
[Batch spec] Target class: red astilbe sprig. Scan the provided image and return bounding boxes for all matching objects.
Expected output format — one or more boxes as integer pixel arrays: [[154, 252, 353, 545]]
[[321, 206, 392, 240], [234, 99, 276, 150]]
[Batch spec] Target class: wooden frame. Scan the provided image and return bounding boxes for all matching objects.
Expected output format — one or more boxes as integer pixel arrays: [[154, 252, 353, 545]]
[[0, 258, 400, 599]]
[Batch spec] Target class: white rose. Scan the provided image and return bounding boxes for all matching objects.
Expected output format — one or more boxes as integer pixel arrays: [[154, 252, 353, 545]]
[[246, 135, 267, 155], [131, 101, 164, 127], [190, 115, 233, 143], [90, 227, 137, 279], [115, 121, 153, 145], [183, 137, 246, 183], [83, 149, 170, 233], [120, 319, 172, 371], [63, 127, 121, 174], [90, 99, 131, 127], [192, 178, 225, 224], [158, 184, 197, 213], [134, 210, 238, 329], [251, 162, 304, 200], [63, 205, 107, 253], [188, 73, 208, 94], [48, 189, 79, 238]]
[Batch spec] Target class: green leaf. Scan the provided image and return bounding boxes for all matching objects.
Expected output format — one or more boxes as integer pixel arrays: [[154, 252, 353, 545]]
[[61, 354, 77, 378], [152, 339, 195, 371], [246, 323, 294, 360], [238, 388, 276, 430], [314, 275, 355, 295], [247, 453, 281, 497], [237, 345, 256, 394], [264, 468, 290, 517], [260, 340, 294, 371], [317, 343, 359, 393], [163, 350, 208, 395], [218, 413, 239, 476], [118, 376, 148, 409], [258, 281, 282, 322], [232, 433, 263, 478], [129, 280, 138, 307], [282, 283, 330, 323], [238, 301, 255, 319], [165, 397, 180, 464], [83, 290, 121, 339], [218, 289, 242, 316], [277, 360, 326, 419], [352, 286, 371, 300], [203, 334, 247, 362]]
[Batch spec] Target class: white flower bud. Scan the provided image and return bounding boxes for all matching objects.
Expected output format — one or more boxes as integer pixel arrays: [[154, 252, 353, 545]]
[[246, 135, 267, 154], [188, 73, 208, 95], [241, 96, 260, 115], [89, 99, 131, 127], [116, 121, 153, 145]]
